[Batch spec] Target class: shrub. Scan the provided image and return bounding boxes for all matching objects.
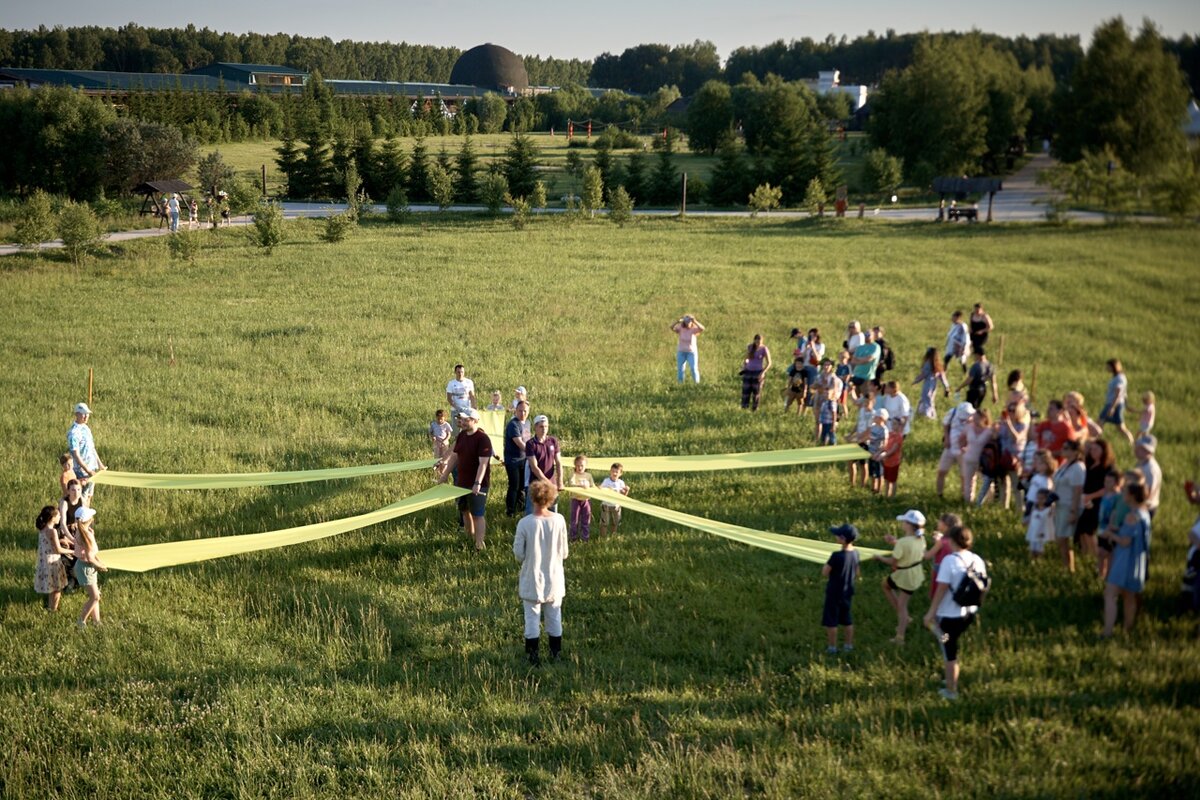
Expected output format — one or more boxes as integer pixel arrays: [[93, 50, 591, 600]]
[[582, 166, 604, 218], [386, 185, 410, 222], [481, 173, 509, 215], [320, 212, 355, 243], [57, 201, 103, 264], [748, 183, 783, 217], [225, 176, 261, 216], [596, 127, 642, 150], [196, 150, 236, 196], [167, 229, 201, 263], [530, 180, 547, 212], [609, 186, 634, 226], [803, 178, 827, 215], [427, 162, 454, 210], [861, 148, 904, 198], [15, 190, 56, 253], [505, 193, 531, 230], [249, 202, 286, 253]]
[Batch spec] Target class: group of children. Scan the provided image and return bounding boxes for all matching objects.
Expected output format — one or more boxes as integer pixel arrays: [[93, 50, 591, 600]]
[[34, 456, 107, 626]]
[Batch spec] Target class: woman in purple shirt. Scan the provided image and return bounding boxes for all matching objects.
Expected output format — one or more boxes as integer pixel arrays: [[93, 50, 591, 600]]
[[740, 334, 772, 411]]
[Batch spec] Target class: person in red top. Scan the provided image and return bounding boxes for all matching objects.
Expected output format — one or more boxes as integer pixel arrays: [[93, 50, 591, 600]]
[[879, 417, 906, 498], [437, 408, 493, 551], [1034, 400, 1077, 461]]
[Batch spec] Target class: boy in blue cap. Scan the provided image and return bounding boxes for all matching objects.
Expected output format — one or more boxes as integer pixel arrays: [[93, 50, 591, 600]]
[[822, 524, 861, 653]]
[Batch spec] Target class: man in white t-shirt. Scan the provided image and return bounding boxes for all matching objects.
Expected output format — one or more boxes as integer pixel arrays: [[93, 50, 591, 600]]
[[937, 402, 975, 498], [944, 310, 970, 373], [881, 381, 913, 436], [846, 320, 865, 352], [446, 364, 476, 415]]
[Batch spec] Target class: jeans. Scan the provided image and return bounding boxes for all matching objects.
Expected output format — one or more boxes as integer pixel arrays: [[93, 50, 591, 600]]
[[819, 423, 837, 445], [676, 351, 700, 383], [504, 461, 526, 516]]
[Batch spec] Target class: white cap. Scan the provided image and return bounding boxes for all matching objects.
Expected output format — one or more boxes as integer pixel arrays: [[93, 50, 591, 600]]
[[459, 408, 481, 421], [957, 401, 976, 415], [74, 402, 91, 415], [532, 414, 549, 426], [896, 509, 926, 528], [515, 386, 527, 395], [873, 408, 890, 421], [76, 506, 97, 522]]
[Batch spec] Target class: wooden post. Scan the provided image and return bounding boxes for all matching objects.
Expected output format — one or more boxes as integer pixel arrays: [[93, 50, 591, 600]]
[[261, 165, 267, 198], [987, 190, 995, 222], [1029, 362, 1038, 405], [87, 368, 93, 406], [680, 173, 687, 218], [997, 333, 1006, 366]]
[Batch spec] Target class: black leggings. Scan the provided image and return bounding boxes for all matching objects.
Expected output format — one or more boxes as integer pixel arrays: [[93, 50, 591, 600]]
[[938, 613, 976, 662], [741, 369, 765, 410]]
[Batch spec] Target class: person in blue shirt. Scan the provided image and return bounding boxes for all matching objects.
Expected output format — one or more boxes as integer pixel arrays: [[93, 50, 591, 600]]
[[1101, 482, 1151, 638], [822, 524, 861, 654], [67, 403, 106, 504], [1099, 358, 1134, 445], [503, 401, 531, 517]]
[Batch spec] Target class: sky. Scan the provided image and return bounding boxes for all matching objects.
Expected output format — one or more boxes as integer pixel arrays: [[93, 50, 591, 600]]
[[5, 0, 1198, 61]]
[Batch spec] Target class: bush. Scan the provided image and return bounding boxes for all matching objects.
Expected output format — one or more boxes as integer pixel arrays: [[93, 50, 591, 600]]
[[582, 166, 604, 218], [15, 190, 55, 252], [427, 162, 454, 210], [609, 186, 634, 226], [481, 173, 509, 215], [249, 202, 286, 253], [225, 176, 261, 216], [861, 148, 904, 198], [320, 212, 356, 243], [803, 178, 827, 215], [596, 127, 642, 150], [530, 181, 547, 212], [386, 185, 410, 222], [57, 201, 103, 264], [748, 183, 783, 217], [167, 229, 201, 263], [505, 193, 531, 230]]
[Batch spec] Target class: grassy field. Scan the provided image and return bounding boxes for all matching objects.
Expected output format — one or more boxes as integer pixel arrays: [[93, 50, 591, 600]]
[[1, 216, 1198, 798]]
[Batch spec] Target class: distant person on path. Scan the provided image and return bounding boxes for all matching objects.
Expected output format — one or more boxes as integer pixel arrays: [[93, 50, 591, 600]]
[[525, 415, 563, 515], [436, 408, 493, 551], [914, 348, 951, 419], [924, 525, 988, 701], [167, 193, 180, 232], [504, 401, 531, 517], [822, 524, 861, 654], [872, 509, 927, 644], [1100, 481, 1150, 638], [958, 351, 998, 410], [34, 506, 71, 611], [188, 197, 199, 229], [67, 403, 105, 504], [849, 329, 881, 392], [1099, 359, 1134, 445], [671, 314, 705, 383], [968, 303, 994, 355], [513, 480, 569, 666], [944, 311, 970, 374], [446, 364, 476, 417], [72, 506, 107, 627], [739, 334, 772, 411]]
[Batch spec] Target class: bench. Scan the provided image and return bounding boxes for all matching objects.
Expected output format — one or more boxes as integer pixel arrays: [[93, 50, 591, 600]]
[[947, 206, 978, 222]]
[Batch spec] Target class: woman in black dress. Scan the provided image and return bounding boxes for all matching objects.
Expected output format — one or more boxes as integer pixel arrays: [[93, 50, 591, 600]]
[[969, 303, 994, 355], [1076, 438, 1116, 560]]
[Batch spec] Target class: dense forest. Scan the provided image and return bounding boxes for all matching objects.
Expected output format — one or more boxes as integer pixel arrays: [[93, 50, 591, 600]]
[[2, 23, 1195, 96]]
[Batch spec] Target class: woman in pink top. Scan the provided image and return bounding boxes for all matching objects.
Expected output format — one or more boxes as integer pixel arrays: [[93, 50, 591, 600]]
[[671, 314, 706, 384]]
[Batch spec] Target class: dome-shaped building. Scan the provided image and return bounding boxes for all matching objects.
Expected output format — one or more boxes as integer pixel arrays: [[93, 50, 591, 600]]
[[450, 43, 529, 94]]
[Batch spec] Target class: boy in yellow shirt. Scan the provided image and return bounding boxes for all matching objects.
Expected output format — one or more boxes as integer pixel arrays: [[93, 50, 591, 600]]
[[872, 509, 927, 644]]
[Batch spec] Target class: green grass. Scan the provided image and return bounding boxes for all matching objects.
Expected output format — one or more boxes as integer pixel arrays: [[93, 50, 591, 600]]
[[2, 217, 1199, 798]]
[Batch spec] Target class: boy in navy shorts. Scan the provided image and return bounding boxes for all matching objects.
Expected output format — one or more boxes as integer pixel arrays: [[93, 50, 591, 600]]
[[822, 524, 861, 653]]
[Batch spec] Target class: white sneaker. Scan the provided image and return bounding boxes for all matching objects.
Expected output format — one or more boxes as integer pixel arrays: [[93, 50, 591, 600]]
[[938, 688, 959, 701]]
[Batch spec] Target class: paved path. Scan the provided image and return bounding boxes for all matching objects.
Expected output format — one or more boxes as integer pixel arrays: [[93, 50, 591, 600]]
[[0, 157, 1111, 257]]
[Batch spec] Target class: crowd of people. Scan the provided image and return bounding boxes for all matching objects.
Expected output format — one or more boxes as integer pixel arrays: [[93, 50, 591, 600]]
[[158, 190, 231, 232]]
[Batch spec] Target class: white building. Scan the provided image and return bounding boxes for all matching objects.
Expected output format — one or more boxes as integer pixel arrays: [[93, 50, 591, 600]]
[[803, 69, 869, 111]]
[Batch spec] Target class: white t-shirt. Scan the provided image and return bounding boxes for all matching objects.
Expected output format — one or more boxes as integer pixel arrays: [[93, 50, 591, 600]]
[[446, 377, 475, 411], [945, 322, 969, 361], [1139, 457, 1162, 511], [600, 476, 627, 507], [847, 332, 865, 351], [882, 392, 913, 435], [936, 549, 987, 618], [941, 406, 974, 452]]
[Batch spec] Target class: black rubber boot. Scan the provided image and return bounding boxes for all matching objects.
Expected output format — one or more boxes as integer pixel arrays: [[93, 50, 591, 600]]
[[525, 637, 540, 667], [548, 635, 562, 662]]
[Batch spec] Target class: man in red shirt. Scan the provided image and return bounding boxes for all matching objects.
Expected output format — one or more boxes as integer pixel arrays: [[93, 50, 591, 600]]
[[437, 408, 493, 550], [1034, 400, 1076, 461]]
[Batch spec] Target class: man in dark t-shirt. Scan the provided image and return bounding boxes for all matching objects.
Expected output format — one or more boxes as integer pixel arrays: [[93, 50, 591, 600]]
[[437, 408, 493, 550], [503, 401, 531, 517], [524, 414, 562, 515]]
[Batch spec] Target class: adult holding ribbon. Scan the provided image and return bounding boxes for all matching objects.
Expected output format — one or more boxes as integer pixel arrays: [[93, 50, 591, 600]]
[[437, 408, 492, 551], [445, 364, 476, 417], [525, 415, 563, 515], [67, 402, 106, 504], [671, 314, 706, 384]]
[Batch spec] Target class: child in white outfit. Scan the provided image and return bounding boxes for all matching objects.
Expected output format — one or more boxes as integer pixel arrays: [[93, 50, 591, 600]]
[[1026, 488, 1057, 558]]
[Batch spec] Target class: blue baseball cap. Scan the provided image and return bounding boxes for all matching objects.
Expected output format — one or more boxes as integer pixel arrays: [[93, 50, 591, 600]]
[[829, 524, 859, 543]]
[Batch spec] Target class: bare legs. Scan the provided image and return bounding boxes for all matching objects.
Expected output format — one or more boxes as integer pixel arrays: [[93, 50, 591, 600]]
[[79, 585, 101, 626]]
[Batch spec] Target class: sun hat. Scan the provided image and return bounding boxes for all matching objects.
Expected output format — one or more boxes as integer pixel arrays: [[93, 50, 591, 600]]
[[873, 408, 890, 421], [1135, 434, 1157, 454], [74, 402, 91, 415], [75, 506, 97, 522], [896, 509, 926, 528], [532, 414, 549, 426], [830, 523, 859, 543]]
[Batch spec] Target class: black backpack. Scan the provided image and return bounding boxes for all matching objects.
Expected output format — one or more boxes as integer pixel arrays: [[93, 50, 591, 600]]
[[878, 341, 895, 373], [951, 555, 990, 607], [978, 440, 1003, 478]]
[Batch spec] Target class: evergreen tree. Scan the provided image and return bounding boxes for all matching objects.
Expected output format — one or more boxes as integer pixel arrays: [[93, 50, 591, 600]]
[[502, 132, 540, 198], [806, 125, 842, 194], [623, 150, 648, 203], [407, 137, 431, 202], [274, 137, 303, 198], [650, 136, 680, 205], [370, 135, 407, 200], [593, 143, 614, 190], [436, 146, 453, 177], [706, 133, 750, 206], [294, 130, 336, 199], [455, 136, 480, 203]]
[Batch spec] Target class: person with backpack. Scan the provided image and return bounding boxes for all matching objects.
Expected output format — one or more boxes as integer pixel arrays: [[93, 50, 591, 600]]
[[924, 525, 989, 701], [872, 326, 895, 388]]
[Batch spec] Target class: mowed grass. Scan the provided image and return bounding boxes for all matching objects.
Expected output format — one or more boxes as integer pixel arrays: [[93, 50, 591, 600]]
[[1, 217, 1199, 798]]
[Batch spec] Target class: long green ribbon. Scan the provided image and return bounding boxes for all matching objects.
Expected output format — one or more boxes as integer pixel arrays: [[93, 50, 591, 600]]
[[589, 443, 866, 473], [89, 457, 438, 490], [563, 485, 887, 565], [101, 484, 468, 573]]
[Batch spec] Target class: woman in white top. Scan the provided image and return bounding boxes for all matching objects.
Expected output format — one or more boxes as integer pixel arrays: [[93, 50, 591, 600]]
[[924, 525, 988, 701], [514, 480, 570, 666], [671, 314, 706, 384], [1053, 440, 1087, 573]]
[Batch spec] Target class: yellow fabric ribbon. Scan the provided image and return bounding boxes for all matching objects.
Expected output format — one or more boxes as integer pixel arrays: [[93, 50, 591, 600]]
[[89, 457, 437, 490], [101, 484, 468, 573], [588, 443, 867, 473], [563, 485, 887, 564]]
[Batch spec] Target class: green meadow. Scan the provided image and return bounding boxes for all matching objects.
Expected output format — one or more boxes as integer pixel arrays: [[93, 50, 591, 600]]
[[1, 216, 1198, 798]]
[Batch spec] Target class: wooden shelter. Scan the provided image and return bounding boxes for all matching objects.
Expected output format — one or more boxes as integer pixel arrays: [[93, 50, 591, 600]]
[[134, 179, 194, 220]]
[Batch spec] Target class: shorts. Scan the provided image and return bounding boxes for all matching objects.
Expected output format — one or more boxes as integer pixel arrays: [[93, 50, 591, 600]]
[[73, 471, 95, 500], [74, 561, 99, 588], [937, 448, 962, 473], [822, 595, 854, 627], [883, 462, 900, 484], [1099, 402, 1125, 425], [851, 376, 869, 390], [868, 459, 883, 479], [1054, 516, 1074, 540], [601, 504, 622, 528], [938, 613, 976, 662], [886, 575, 914, 596], [855, 442, 870, 461], [456, 490, 488, 518]]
